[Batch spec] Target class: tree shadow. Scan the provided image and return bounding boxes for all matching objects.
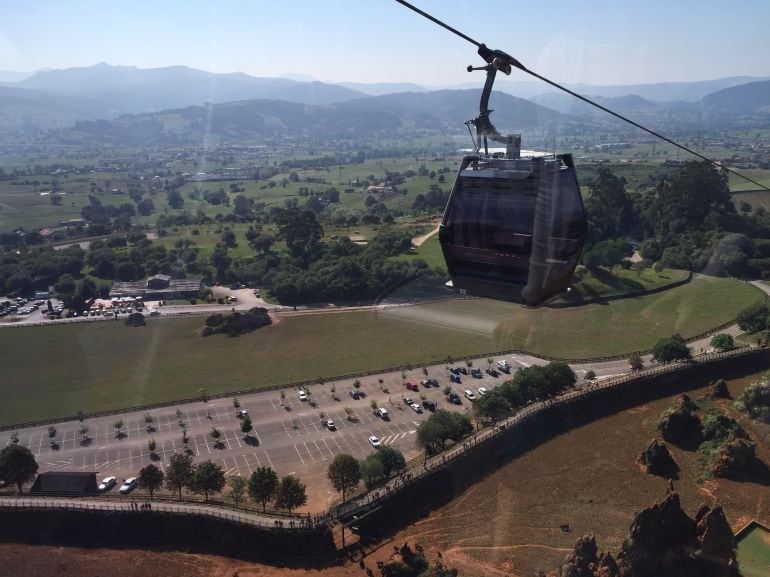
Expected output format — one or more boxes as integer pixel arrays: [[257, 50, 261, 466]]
[[50, 442, 60, 451], [244, 435, 260, 447], [79, 437, 92, 447], [115, 431, 126, 440], [150, 452, 161, 462], [213, 440, 225, 450]]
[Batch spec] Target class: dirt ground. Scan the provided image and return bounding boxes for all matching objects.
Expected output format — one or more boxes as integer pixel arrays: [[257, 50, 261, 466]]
[[2, 373, 768, 577]]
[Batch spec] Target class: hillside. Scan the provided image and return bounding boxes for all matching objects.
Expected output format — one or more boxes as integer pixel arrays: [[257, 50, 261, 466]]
[[40, 89, 573, 146]]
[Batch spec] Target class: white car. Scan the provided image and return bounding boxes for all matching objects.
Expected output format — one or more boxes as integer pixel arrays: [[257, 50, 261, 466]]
[[98, 476, 116, 492], [375, 407, 389, 419], [410, 402, 423, 413], [477, 387, 488, 396], [325, 419, 336, 430], [119, 477, 137, 494], [368, 435, 381, 448], [464, 389, 477, 401], [298, 390, 308, 401]]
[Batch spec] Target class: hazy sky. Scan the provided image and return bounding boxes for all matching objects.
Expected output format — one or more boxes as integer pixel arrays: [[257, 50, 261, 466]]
[[1, 0, 768, 86]]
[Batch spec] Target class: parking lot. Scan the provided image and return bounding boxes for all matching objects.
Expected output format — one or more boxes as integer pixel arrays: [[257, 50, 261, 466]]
[[0, 351, 626, 507]]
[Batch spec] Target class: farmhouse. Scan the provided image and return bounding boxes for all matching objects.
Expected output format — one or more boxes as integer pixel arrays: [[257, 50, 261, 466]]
[[110, 274, 203, 300]]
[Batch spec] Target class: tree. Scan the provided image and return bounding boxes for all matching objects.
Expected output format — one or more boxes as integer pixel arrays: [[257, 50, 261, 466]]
[[710, 333, 735, 352], [210, 427, 222, 447], [144, 413, 155, 432], [166, 452, 195, 500], [652, 337, 692, 364], [248, 466, 279, 512], [148, 438, 157, 453], [0, 445, 38, 493], [78, 425, 89, 440], [473, 390, 512, 426], [376, 445, 406, 477], [192, 460, 226, 502], [241, 415, 253, 437], [344, 406, 354, 420], [113, 419, 124, 437], [327, 454, 361, 502], [275, 475, 307, 514], [360, 454, 386, 489], [228, 474, 247, 507], [584, 370, 597, 381], [47, 425, 57, 447], [233, 397, 241, 410], [629, 352, 644, 371], [736, 302, 768, 333], [137, 464, 164, 499]]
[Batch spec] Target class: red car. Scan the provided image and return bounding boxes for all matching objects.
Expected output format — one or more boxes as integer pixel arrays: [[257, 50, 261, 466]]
[[405, 382, 419, 391]]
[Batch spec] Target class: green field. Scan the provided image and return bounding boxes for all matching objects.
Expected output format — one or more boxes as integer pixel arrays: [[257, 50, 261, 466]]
[[0, 273, 760, 426], [737, 525, 770, 577]]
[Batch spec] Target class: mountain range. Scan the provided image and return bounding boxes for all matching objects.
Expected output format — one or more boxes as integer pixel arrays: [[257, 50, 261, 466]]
[[1, 63, 769, 144]]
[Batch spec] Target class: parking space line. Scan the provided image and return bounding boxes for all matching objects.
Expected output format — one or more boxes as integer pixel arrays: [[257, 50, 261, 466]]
[[321, 438, 336, 459], [263, 449, 274, 470], [301, 442, 315, 463], [241, 454, 253, 475], [293, 444, 306, 465]]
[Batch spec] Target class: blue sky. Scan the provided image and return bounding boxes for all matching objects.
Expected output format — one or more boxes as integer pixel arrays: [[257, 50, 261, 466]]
[[1, 0, 768, 86]]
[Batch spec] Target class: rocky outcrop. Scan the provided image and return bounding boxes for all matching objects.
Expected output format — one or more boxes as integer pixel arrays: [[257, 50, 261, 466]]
[[557, 493, 738, 577], [658, 395, 701, 444], [704, 379, 730, 399], [637, 439, 678, 477], [712, 436, 758, 477], [695, 506, 734, 558]]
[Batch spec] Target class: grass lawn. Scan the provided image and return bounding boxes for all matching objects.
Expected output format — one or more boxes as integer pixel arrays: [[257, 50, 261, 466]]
[[737, 525, 770, 577], [0, 273, 760, 425]]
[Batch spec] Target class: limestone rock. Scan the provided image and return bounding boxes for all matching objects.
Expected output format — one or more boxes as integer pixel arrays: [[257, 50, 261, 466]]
[[658, 395, 700, 444], [637, 438, 678, 477]]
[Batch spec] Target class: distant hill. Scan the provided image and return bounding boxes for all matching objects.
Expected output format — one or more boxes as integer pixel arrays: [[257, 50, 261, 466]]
[[17, 62, 366, 112], [41, 89, 573, 146], [701, 79, 770, 115], [338, 81, 427, 96]]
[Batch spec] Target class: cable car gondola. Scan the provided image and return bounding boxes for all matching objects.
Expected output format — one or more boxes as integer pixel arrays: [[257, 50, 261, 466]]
[[439, 47, 588, 306]]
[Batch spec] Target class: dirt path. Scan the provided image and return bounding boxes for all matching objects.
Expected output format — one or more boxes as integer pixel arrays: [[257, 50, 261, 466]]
[[412, 222, 440, 247]]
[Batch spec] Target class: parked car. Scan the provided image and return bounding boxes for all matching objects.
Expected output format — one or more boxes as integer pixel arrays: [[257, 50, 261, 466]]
[[119, 477, 137, 494], [405, 382, 419, 392], [477, 387, 488, 396], [498, 360, 511, 373], [375, 407, 389, 419], [419, 379, 431, 387], [422, 399, 437, 411], [428, 378, 439, 387], [458, 367, 468, 375], [464, 389, 477, 401], [410, 402, 423, 413], [349, 389, 360, 399], [149, 310, 161, 316], [403, 396, 414, 405], [325, 419, 336, 430], [368, 435, 381, 448], [298, 390, 308, 401], [98, 476, 117, 492], [448, 392, 462, 405], [450, 373, 461, 384], [471, 368, 483, 378], [485, 368, 499, 377], [236, 409, 249, 418]]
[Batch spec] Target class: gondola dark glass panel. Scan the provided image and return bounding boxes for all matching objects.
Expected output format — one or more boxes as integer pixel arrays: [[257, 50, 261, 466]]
[[439, 154, 587, 305]]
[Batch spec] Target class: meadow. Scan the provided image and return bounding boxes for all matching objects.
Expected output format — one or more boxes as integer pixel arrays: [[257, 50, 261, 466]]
[[0, 273, 760, 425]]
